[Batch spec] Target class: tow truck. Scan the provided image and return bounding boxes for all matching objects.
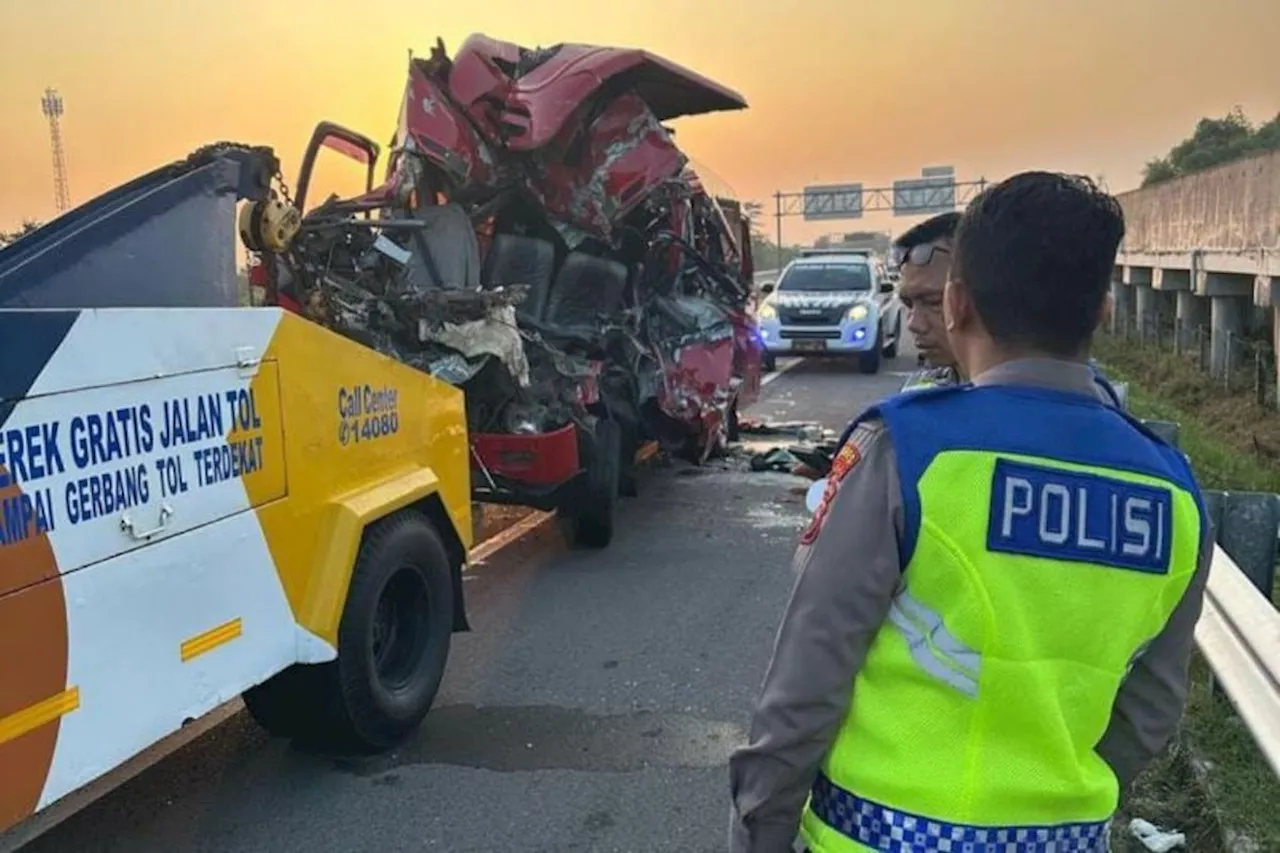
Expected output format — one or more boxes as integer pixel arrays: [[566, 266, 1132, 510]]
[[0, 144, 473, 848]]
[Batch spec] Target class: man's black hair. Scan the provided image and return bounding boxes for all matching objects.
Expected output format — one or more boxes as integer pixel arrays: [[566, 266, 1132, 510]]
[[951, 171, 1124, 357], [892, 211, 961, 250]]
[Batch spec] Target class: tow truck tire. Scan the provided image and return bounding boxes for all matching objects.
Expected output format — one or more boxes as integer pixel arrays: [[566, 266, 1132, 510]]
[[559, 418, 621, 549], [243, 511, 454, 753]]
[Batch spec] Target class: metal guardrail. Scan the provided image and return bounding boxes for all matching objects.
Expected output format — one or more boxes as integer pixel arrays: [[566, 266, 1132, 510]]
[[1196, 544, 1280, 777], [1144, 418, 1280, 777]]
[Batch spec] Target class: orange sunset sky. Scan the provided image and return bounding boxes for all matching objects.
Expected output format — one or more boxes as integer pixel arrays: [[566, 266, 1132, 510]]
[[1, 0, 1277, 243]]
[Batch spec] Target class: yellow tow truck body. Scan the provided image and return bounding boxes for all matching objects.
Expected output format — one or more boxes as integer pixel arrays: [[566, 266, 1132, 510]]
[[0, 306, 472, 841]]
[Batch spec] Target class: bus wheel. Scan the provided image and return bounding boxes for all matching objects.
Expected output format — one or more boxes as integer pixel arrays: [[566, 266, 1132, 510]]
[[558, 417, 620, 549], [243, 510, 455, 752]]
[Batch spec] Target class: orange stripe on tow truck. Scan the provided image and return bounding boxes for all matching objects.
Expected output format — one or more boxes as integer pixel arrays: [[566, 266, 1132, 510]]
[[0, 687, 80, 748], [180, 618, 243, 663]]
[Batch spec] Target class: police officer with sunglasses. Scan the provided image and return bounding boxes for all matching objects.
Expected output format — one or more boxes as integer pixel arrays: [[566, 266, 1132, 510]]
[[890, 213, 1124, 406], [890, 213, 963, 391]]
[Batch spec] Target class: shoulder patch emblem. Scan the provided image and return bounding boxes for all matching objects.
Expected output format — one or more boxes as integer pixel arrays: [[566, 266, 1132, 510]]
[[798, 441, 862, 546]]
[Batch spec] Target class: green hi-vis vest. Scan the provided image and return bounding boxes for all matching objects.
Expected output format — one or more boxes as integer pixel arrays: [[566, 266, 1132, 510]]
[[801, 384, 1206, 853]]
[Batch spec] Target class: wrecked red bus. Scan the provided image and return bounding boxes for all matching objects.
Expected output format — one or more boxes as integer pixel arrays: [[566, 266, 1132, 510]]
[[244, 33, 762, 549]]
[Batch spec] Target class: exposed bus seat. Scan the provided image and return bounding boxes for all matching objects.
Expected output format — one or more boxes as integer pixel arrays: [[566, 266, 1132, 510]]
[[543, 252, 630, 332], [482, 233, 557, 321], [402, 202, 482, 291]]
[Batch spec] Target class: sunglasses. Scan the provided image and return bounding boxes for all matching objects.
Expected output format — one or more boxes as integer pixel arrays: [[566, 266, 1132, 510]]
[[889, 243, 950, 269]]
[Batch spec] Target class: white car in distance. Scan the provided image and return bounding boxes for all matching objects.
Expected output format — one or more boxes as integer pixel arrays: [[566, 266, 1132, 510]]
[[754, 249, 904, 374]]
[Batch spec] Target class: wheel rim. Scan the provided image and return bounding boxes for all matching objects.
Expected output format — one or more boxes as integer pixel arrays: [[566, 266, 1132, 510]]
[[370, 566, 431, 693]]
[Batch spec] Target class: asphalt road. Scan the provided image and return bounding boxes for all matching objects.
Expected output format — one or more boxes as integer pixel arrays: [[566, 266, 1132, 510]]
[[28, 348, 919, 853]]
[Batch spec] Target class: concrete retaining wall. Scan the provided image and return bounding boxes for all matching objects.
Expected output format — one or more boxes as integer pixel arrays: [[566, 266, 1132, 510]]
[[1117, 149, 1280, 252]]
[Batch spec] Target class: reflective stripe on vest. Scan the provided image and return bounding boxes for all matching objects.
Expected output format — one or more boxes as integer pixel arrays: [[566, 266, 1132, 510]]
[[800, 384, 1205, 853], [809, 775, 1111, 853], [886, 589, 981, 697]]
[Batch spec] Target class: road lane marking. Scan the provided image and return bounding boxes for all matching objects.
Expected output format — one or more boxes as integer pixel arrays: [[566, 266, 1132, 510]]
[[467, 510, 555, 568], [761, 358, 803, 386], [635, 441, 661, 463]]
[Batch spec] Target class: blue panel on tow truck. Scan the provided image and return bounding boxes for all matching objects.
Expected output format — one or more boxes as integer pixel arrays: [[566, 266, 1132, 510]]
[[0, 145, 279, 310]]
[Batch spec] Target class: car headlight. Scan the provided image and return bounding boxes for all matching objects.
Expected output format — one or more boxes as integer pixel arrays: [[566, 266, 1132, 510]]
[[757, 303, 778, 320], [847, 304, 869, 321]]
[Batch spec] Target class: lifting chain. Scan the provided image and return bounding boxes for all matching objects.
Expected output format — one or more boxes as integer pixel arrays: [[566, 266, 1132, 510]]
[[272, 167, 296, 211], [185, 140, 295, 210]]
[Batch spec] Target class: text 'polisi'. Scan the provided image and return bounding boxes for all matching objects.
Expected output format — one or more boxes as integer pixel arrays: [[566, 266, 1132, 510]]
[[986, 458, 1174, 574]]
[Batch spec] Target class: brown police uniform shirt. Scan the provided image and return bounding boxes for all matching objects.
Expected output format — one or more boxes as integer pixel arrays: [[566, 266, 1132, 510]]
[[727, 357, 1211, 853]]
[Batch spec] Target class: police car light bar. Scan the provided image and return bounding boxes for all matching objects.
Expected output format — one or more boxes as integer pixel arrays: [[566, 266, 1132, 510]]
[[798, 248, 875, 258]]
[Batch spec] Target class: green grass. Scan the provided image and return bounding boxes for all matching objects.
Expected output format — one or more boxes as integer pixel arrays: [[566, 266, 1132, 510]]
[[1096, 342, 1280, 852], [1111, 373, 1280, 491], [1120, 379, 1280, 491]]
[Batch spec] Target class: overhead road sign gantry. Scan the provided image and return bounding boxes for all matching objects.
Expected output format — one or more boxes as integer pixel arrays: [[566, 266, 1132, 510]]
[[802, 184, 864, 221]]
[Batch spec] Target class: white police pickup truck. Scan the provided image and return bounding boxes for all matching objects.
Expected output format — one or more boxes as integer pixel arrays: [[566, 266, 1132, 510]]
[[754, 249, 903, 374]]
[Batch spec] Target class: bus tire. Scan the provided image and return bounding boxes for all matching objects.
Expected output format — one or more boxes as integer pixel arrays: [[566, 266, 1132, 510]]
[[558, 417, 620, 549], [619, 422, 640, 498], [244, 510, 455, 752]]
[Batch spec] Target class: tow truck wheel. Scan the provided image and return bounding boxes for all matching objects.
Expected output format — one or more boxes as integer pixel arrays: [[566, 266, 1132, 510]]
[[559, 418, 621, 549], [243, 510, 454, 752]]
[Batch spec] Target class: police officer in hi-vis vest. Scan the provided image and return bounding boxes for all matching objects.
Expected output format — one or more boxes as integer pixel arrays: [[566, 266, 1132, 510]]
[[892, 210, 1126, 407], [728, 172, 1211, 853], [891, 212, 963, 392]]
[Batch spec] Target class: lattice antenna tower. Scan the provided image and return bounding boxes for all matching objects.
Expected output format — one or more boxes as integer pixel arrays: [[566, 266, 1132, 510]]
[[41, 88, 71, 213]]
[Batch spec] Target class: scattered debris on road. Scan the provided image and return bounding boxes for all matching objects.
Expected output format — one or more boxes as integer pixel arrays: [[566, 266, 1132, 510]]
[[738, 417, 827, 442], [734, 418, 840, 481]]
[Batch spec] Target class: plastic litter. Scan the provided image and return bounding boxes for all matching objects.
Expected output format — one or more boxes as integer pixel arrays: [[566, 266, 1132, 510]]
[[1128, 818, 1187, 852]]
